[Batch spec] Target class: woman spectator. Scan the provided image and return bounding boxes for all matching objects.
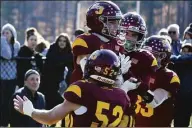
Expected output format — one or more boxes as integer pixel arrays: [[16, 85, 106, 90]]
[[17, 27, 44, 88], [0, 23, 20, 126], [40, 33, 73, 117], [183, 23, 192, 40]]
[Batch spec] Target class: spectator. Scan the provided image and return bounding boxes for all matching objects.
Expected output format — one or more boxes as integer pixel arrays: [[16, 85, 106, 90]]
[[181, 41, 192, 54], [167, 24, 182, 56], [72, 28, 84, 41], [183, 23, 192, 40], [35, 39, 50, 56], [40, 33, 73, 127], [74, 28, 84, 37], [40, 33, 73, 112], [0, 23, 20, 126], [169, 39, 192, 127], [9, 69, 45, 127], [158, 28, 168, 36], [17, 27, 44, 87]]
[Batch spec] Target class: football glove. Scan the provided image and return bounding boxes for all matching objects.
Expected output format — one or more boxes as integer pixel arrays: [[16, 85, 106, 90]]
[[120, 77, 141, 93], [23, 96, 34, 117], [119, 53, 132, 74]]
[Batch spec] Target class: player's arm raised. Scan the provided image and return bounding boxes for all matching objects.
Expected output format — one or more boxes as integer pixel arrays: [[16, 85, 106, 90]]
[[13, 95, 80, 125]]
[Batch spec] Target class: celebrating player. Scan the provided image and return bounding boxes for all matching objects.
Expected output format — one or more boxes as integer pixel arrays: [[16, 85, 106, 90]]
[[13, 49, 134, 127], [70, 1, 130, 84], [134, 35, 180, 127], [119, 12, 158, 105]]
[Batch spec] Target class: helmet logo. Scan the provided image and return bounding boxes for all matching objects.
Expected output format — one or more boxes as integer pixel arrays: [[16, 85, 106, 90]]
[[91, 3, 104, 14], [95, 66, 102, 73], [90, 54, 98, 60], [162, 39, 167, 47], [162, 39, 171, 52], [140, 25, 146, 31]]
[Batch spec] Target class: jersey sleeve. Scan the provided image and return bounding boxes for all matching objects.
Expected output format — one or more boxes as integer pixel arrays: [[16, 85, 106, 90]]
[[72, 33, 100, 56], [64, 83, 85, 105], [146, 51, 158, 73], [72, 37, 90, 56], [166, 72, 180, 97]]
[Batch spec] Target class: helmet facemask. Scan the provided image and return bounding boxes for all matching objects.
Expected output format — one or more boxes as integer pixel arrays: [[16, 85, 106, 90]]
[[151, 50, 167, 69], [99, 14, 122, 38], [120, 27, 144, 51]]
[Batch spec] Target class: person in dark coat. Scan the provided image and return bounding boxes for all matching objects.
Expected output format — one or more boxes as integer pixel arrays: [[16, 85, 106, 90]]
[[40, 33, 73, 109], [40, 33, 73, 126], [168, 41, 192, 127], [9, 69, 46, 127], [17, 27, 44, 87]]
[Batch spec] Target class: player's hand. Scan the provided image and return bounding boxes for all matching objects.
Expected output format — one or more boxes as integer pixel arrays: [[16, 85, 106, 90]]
[[119, 53, 132, 74], [13, 95, 34, 117], [120, 77, 141, 93]]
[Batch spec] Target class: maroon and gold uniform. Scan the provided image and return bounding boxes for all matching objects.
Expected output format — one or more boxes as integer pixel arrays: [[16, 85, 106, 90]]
[[124, 49, 158, 104], [64, 80, 132, 127], [70, 33, 124, 83], [135, 68, 180, 127]]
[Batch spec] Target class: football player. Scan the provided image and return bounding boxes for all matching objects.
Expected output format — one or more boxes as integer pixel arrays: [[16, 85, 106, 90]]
[[13, 49, 134, 127], [70, 1, 130, 84], [134, 35, 180, 127], [119, 12, 158, 106]]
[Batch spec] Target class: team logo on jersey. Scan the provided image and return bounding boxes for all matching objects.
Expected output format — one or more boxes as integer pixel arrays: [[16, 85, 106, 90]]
[[149, 77, 155, 84], [115, 45, 120, 51], [131, 58, 138, 64]]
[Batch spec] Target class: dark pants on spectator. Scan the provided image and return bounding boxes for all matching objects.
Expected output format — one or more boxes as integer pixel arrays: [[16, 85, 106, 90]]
[[0, 79, 16, 126], [174, 90, 192, 127]]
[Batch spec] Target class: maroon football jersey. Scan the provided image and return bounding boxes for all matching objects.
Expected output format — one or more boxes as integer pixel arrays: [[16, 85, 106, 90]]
[[64, 80, 131, 127], [100, 38, 125, 55], [135, 68, 180, 127], [70, 33, 125, 84], [124, 49, 158, 104]]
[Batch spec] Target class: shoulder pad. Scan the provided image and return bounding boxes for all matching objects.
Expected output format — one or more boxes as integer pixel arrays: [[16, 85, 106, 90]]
[[72, 38, 88, 49], [65, 84, 82, 98], [169, 71, 180, 84], [170, 75, 180, 84]]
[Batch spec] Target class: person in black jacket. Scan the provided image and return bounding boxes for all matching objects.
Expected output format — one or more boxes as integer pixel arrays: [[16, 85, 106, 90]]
[[39, 33, 73, 127], [17, 27, 44, 87], [40, 33, 73, 110], [169, 41, 192, 127], [9, 69, 46, 127]]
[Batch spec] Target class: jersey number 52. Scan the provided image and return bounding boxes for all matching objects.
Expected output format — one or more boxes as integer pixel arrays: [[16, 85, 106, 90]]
[[91, 101, 123, 127]]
